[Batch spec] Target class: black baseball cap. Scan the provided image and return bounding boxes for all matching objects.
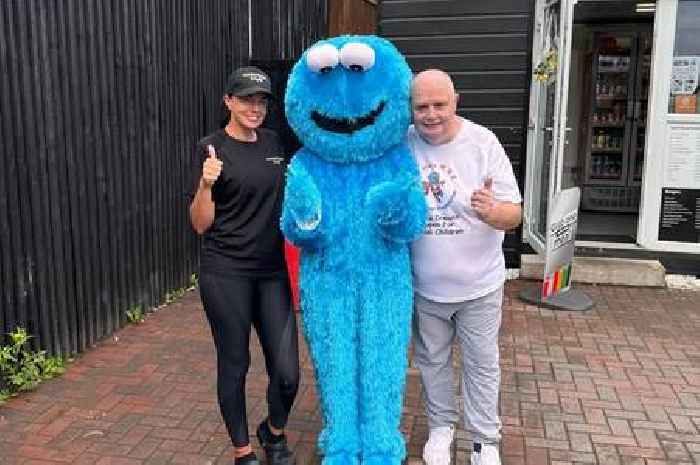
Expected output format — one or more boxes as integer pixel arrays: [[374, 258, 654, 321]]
[[225, 66, 272, 97]]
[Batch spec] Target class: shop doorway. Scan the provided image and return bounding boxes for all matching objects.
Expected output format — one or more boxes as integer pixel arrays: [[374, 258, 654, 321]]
[[562, 1, 655, 242], [524, 0, 698, 260]]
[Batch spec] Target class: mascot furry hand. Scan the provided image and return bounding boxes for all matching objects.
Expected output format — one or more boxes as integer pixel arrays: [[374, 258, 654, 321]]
[[282, 35, 427, 465]]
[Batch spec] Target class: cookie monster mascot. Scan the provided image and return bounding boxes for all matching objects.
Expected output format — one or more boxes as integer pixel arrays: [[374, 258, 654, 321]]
[[281, 36, 427, 465]]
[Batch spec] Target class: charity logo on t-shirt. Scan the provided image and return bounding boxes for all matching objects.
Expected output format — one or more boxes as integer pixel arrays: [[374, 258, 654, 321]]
[[422, 162, 457, 210], [419, 161, 467, 237]]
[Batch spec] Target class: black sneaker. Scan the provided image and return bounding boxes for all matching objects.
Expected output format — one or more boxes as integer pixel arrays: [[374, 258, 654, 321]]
[[256, 421, 295, 465], [234, 452, 261, 465]]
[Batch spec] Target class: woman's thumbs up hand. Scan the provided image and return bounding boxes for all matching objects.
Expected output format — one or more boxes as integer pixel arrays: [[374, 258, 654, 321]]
[[201, 144, 223, 188]]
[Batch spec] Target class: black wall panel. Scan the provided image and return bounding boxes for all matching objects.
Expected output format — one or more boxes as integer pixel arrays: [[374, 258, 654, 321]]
[[0, 0, 327, 355], [379, 0, 535, 267]]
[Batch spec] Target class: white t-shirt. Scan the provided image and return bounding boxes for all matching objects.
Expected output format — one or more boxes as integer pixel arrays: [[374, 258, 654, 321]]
[[408, 118, 522, 303]]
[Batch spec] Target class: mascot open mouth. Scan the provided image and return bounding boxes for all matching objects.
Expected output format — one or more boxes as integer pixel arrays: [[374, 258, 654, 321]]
[[311, 101, 386, 134]]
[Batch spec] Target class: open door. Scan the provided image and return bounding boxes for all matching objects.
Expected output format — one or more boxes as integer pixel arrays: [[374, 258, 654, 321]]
[[523, 0, 576, 254]]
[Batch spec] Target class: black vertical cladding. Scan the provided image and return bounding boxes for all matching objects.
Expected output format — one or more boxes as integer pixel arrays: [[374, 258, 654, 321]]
[[61, 0, 80, 353], [1, 0, 327, 355], [139, 0, 151, 306], [128, 0, 148, 309], [251, 0, 328, 61], [171, 0, 181, 293], [83, 0, 102, 338], [19, 0, 39, 350], [175, 0, 185, 293], [73, 0, 102, 344], [249, 0, 328, 156], [72, 0, 96, 345], [178, 0, 191, 294], [150, 0, 162, 305], [60, 0, 87, 352], [67, 0, 84, 344], [168, 0, 180, 300], [47, 0, 70, 355], [136, 0, 154, 308], [160, 0, 170, 306], [110, 0, 123, 326], [154, 0, 165, 304], [176, 0, 187, 291], [106, 0, 125, 332], [89, 0, 112, 338], [0, 3, 5, 339], [80, 0, 103, 342], [126, 0, 143, 308], [0, 2, 17, 342], [41, 0, 71, 355], [94, 2, 117, 334], [379, 0, 534, 267], [15, 0, 45, 350], [157, 0, 168, 306], [131, 0, 144, 313], [5, 0, 19, 333], [16, 0, 39, 335], [28, 0, 55, 353], [112, 0, 131, 324]]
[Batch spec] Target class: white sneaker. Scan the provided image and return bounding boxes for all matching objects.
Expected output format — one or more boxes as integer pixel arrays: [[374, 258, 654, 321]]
[[422, 425, 454, 465], [470, 443, 501, 465]]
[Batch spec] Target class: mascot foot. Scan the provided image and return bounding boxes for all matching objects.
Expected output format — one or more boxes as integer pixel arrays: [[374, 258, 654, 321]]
[[362, 454, 402, 465], [322, 453, 359, 465]]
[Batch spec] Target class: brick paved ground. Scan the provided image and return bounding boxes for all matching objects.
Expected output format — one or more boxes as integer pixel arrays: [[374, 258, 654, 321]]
[[1, 280, 699, 465]]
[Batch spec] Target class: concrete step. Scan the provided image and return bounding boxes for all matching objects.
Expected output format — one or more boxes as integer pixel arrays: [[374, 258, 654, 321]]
[[520, 254, 666, 287]]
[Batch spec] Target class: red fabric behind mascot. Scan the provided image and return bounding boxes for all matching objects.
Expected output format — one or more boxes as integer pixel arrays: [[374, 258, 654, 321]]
[[284, 241, 300, 311]]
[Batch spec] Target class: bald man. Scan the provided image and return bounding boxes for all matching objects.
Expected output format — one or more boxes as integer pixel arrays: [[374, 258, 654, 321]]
[[408, 70, 522, 465]]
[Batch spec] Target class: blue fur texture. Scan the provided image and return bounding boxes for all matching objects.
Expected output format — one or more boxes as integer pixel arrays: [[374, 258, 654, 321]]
[[281, 35, 427, 465], [285, 36, 411, 164]]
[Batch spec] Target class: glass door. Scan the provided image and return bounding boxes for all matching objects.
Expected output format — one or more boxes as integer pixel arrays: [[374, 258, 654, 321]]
[[523, 0, 576, 253], [582, 31, 645, 213], [586, 33, 634, 187], [630, 31, 652, 186]]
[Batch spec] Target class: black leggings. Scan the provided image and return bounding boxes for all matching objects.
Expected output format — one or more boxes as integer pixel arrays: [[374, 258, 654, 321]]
[[199, 271, 300, 447]]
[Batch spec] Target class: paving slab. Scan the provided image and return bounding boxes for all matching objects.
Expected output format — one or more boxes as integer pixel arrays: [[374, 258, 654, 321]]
[[1, 281, 698, 465]]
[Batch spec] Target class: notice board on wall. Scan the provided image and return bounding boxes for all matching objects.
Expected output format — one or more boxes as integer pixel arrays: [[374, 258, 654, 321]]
[[659, 188, 700, 243], [659, 124, 700, 243]]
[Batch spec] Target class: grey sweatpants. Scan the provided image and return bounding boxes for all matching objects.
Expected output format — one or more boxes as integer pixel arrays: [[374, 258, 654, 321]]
[[412, 286, 503, 444]]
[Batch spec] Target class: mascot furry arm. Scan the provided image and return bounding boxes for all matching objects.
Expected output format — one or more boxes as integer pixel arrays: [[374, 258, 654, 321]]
[[281, 36, 427, 465], [282, 146, 426, 247]]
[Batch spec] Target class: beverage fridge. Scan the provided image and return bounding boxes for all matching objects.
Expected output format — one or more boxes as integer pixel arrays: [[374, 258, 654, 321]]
[[582, 30, 652, 212]]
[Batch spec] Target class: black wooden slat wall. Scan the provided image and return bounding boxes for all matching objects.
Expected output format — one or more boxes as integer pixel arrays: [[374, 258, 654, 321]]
[[379, 0, 535, 267], [252, 0, 328, 60], [1, 0, 327, 355]]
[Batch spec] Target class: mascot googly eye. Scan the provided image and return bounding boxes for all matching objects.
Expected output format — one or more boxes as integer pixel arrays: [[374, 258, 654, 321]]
[[306, 43, 340, 74], [339, 42, 375, 72]]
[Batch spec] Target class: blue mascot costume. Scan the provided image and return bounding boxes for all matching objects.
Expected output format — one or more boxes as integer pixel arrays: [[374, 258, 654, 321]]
[[281, 35, 427, 465]]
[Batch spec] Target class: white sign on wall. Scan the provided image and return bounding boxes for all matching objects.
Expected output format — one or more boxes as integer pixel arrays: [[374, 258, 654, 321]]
[[665, 124, 700, 189], [671, 56, 699, 95]]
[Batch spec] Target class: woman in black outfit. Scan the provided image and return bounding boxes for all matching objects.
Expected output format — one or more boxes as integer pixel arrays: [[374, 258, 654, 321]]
[[189, 66, 299, 465]]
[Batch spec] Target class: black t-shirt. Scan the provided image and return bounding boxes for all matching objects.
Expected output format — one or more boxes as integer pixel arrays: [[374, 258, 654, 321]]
[[188, 128, 288, 276]]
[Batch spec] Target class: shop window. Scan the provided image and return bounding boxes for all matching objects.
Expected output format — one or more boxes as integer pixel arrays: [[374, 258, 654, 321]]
[[668, 0, 700, 114]]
